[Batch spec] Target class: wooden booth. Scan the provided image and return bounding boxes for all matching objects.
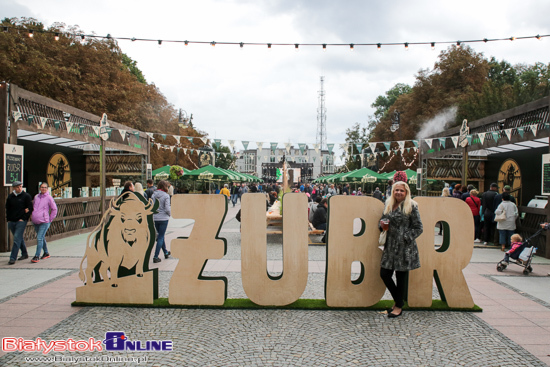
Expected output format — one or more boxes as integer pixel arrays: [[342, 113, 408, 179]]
[[0, 83, 150, 251]]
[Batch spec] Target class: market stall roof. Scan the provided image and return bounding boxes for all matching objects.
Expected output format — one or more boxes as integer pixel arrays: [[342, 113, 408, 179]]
[[152, 165, 191, 179], [335, 167, 384, 183]]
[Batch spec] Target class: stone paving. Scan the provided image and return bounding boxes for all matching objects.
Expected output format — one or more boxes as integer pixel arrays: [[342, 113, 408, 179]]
[[1, 201, 550, 366]]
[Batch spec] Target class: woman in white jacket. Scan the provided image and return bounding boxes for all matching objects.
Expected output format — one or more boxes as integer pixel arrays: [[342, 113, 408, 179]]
[[494, 192, 518, 251]]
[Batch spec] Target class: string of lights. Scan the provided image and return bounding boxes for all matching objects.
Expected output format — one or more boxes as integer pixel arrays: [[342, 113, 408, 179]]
[[2, 25, 548, 50]]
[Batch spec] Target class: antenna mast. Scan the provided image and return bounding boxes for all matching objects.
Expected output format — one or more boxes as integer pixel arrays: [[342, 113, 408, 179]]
[[316, 76, 327, 150]]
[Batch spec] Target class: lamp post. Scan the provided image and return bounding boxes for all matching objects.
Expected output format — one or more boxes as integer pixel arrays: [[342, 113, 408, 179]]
[[390, 110, 402, 169], [178, 109, 193, 129]]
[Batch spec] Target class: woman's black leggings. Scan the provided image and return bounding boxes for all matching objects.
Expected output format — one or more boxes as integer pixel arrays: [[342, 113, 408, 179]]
[[379, 268, 408, 308]]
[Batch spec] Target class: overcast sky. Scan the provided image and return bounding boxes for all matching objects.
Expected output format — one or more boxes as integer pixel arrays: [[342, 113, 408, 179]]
[[2, 0, 550, 162]]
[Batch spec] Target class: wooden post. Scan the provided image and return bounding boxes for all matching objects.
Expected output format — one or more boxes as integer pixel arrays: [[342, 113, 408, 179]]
[[462, 147, 468, 186], [0, 83, 8, 252], [100, 139, 106, 216]]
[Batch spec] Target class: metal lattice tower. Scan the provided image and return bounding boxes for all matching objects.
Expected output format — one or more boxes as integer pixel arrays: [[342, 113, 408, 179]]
[[316, 76, 327, 150]]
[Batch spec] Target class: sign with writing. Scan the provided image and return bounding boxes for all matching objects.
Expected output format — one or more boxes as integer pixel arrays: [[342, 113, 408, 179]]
[[542, 154, 550, 195], [4, 144, 23, 186]]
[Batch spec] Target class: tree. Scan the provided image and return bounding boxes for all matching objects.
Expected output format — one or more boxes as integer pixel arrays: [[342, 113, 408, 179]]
[[213, 144, 235, 170], [343, 123, 369, 171], [371, 83, 412, 120]]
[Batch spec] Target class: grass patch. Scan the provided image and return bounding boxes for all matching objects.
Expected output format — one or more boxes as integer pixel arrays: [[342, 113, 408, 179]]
[[72, 298, 481, 312]]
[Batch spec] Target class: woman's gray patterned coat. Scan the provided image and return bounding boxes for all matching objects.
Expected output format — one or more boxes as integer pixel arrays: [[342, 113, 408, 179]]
[[379, 203, 423, 271]]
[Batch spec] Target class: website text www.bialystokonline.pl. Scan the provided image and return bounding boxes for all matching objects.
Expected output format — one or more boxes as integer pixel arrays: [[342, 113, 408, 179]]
[[23, 355, 148, 364]]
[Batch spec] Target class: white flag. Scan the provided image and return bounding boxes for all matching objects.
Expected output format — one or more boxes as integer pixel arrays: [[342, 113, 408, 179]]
[[39, 117, 48, 129]]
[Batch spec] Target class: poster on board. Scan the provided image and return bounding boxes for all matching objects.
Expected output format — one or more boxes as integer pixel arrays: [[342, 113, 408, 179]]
[[4, 144, 23, 186], [542, 153, 550, 195]]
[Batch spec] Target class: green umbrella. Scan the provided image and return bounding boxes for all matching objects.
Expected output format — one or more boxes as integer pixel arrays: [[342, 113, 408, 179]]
[[336, 167, 383, 183], [185, 165, 236, 181]]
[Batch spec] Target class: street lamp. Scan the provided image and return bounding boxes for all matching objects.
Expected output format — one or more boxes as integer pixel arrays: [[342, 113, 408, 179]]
[[390, 110, 400, 133], [178, 109, 193, 129]]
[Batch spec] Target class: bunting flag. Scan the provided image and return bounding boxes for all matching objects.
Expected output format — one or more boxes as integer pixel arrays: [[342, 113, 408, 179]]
[[327, 143, 334, 154], [228, 140, 235, 150], [504, 128, 512, 141], [313, 143, 320, 154], [425, 139, 433, 149], [412, 140, 419, 148], [161, 134, 167, 140], [313, 156, 316, 162], [174, 135, 181, 142], [183, 148, 187, 155], [270, 142, 278, 154], [12, 111, 22, 122], [54, 121, 60, 130], [170, 146, 175, 152], [118, 129, 127, 140], [92, 126, 100, 136], [530, 124, 538, 137], [299, 143, 306, 155], [466, 135, 472, 145], [517, 127, 524, 138], [383, 142, 391, 151], [39, 117, 48, 129], [27, 115, 35, 125], [187, 137, 194, 144], [438, 138, 446, 149], [256, 142, 263, 151], [223, 153, 227, 158], [284, 142, 291, 154], [355, 143, 363, 153], [492, 131, 500, 142], [177, 148, 181, 153], [451, 136, 458, 148], [146, 132, 154, 139], [200, 137, 208, 144], [66, 121, 74, 133], [214, 139, 221, 149], [242, 141, 249, 150], [368, 142, 377, 153], [133, 131, 140, 140], [478, 132, 485, 145], [155, 143, 161, 149], [340, 143, 348, 152]]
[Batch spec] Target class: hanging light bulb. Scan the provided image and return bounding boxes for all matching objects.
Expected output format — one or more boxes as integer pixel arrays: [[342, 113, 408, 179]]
[[54, 32, 60, 41], [28, 29, 34, 38], [184, 40, 189, 45], [377, 43, 381, 51], [267, 43, 272, 49], [240, 42, 244, 48], [211, 41, 216, 47], [295, 43, 299, 51], [536, 35, 541, 41], [404, 42, 409, 50], [483, 38, 488, 43], [158, 40, 162, 46], [510, 36, 516, 41], [431, 42, 435, 50], [322, 44, 327, 51], [349, 43, 354, 51], [456, 41, 461, 48]]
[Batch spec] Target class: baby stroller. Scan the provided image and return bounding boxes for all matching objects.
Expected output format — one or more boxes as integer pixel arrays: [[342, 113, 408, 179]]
[[496, 228, 543, 275]]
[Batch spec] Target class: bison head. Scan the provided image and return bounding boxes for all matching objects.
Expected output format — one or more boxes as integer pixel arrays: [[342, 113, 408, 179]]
[[111, 193, 155, 247]]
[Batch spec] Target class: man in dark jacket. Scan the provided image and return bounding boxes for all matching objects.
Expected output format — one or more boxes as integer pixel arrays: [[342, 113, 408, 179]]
[[144, 179, 156, 200], [312, 198, 328, 230], [6, 181, 33, 264], [481, 183, 499, 245], [373, 187, 384, 201]]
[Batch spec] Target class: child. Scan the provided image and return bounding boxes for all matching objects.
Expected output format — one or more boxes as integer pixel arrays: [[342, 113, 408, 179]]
[[501, 234, 523, 265]]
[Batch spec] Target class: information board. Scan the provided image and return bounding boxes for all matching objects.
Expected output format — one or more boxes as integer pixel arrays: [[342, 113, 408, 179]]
[[542, 153, 550, 195], [4, 144, 24, 186]]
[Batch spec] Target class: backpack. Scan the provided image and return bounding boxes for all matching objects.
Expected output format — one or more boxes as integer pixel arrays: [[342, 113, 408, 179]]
[[308, 203, 318, 223]]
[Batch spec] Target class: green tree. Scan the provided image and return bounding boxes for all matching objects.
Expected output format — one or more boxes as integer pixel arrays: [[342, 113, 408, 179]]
[[371, 83, 412, 120], [122, 53, 146, 84], [213, 144, 235, 170], [343, 122, 369, 171]]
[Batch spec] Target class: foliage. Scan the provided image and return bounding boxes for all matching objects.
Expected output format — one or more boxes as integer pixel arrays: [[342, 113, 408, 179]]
[[343, 122, 370, 171], [0, 17, 207, 170], [169, 165, 184, 180], [371, 83, 412, 120], [212, 143, 235, 170]]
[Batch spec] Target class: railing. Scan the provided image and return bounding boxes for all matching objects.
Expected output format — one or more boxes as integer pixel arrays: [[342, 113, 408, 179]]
[[22, 196, 114, 246]]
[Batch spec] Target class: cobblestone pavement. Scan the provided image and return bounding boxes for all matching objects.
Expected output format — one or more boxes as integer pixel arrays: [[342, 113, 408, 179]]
[[1, 207, 550, 366]]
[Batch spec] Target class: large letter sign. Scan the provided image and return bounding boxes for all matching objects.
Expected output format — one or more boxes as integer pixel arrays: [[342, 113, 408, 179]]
[[241, 193, 308, 306], [76, 194, 476, 309]]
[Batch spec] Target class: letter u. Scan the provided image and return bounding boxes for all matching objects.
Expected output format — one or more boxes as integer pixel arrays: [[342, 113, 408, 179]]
[[241, 193, 308, 306]]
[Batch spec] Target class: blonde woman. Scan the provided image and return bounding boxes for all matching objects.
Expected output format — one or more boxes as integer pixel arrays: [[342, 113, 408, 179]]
[[134, 182, 145, 196], [378, 181, 423, 318]]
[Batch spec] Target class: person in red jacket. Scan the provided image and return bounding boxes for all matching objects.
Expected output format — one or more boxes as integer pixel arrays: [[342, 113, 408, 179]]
[[465, 189, 482, 242]]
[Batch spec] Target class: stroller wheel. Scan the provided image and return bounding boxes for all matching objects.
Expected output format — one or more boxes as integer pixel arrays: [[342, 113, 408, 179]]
[[528, 266, 533, 272], [497, 265, 504, 272], [523, 270, 530, 275]]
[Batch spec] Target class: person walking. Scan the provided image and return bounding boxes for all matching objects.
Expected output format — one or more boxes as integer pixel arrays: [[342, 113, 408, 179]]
[[230, 183, 239, 207], [220, 184, 230, 199], [30, 183, 58, 262], [494, 192, 518, 251], [151, 180, 171, 263], [6, 181, 33, 264], [144, 179, 156, 200], [481, 183, 499, 245], [465, 189, 482, 242], [378, 181, 423, 318], [373, 187, 383, 202]]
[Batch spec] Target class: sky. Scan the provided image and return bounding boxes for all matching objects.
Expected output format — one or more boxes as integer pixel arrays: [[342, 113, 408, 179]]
[[2, 0, 550, 163]]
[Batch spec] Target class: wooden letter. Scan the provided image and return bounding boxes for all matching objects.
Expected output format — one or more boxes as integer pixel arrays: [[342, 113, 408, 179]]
[[408, 197, 475, 308], [241, 193, 308, 306], [169, 194, 227, 306], [325, 196, 387, 307]]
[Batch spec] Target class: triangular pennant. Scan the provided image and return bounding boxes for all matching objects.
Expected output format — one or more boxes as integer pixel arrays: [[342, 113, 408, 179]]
[[161, 134, 167, 140], [118, 129, 127, 140], [425, 139, 433, 149], [66, 121, 74, 133], [451, 136, 458, 148], [92, 126, 100, 136], [504, 128, 512, 141], [313, 156, 316, 162], [54, 120, 60, 130], [256, 142, 263, 151], [478, 133, 485, 145], [12, 111, 22, 122], [492, 131, 500, 142], [39, 117, 48, 129], [183, 148, 187, 155], [242, 141, 249, 150], [174, 135, 181, 142], [228, 140, 235, 150], [177, 148, 181, 153], [299, 143, 306, 155], [466, 135, 472, 145], [397, 141, 405, 151], [155, 143, 161, 149], [530, 124, 538, 137], [517, 127, 524, 138], [187, 137, 194, 144], [214, 139, 221, 149], [355, 143, 363, 153], [285, 142, 292, 154], [270, 142, 278, 154], [216, 152, 220, 157], [223, 153, 227, 158], [412, 140, 419, 148], [313, 144, 320, 154], [340, 143, 348, 152], [368, 142, 377, 153], [170, 146, 175, 152], [27, 115, 35, 125], [146, 132, 154, 139], [383, 142, 391, 151], [438, 138, 446, 149], [200, 137, 208, 144], [327, 143, 334, 154]]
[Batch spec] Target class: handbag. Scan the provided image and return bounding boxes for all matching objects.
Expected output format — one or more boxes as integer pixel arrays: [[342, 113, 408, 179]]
[[494, 207, 506, 222], [378, 230, 387, 246]]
